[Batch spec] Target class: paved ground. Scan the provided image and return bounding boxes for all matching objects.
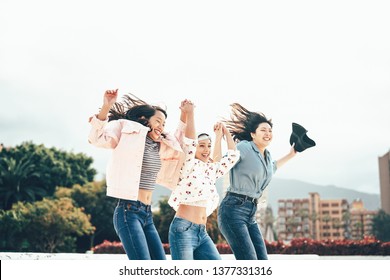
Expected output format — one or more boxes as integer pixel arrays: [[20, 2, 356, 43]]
[[1, 252, 389, 260]]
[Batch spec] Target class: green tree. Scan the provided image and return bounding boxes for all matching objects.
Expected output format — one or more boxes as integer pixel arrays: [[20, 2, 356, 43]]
[[322, 214, 332, 238], [207, 210, 222, 243], [0, 155, 46, 210], [331, 218, 342, 238], [309, 211, 319, 239], [0, 141, 97, 209], [153, 197, 175, 243], [55, 181, 118, 251], [353, 221, 364, 240], [372, 209, 390, 242], [0, 197, 95, 252], [0, 208, 26, 251], [342, 210, 351, 239]]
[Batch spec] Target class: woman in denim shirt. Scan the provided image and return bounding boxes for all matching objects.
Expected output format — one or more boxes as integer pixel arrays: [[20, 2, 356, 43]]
[[89, 89, 188, 260], [218, 103, 297, 260]]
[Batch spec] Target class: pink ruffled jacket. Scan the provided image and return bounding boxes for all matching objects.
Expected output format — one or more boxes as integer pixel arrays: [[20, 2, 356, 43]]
[[88, 115, 186, 200]]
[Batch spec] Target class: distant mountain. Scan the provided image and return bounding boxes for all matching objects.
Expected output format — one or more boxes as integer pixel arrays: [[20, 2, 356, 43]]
[[266, 178, 381, 212], [152, 178, 381, 213]]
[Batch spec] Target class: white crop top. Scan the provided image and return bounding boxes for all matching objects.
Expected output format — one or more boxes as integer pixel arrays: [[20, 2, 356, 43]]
[[168, 137, 240, 216]]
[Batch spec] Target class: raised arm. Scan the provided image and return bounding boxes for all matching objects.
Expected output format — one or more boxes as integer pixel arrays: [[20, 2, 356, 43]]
[[212, 123, 223, 162], [213, 122, 240, 177], [223, 123, 236, 151], [180, 100, 196, 139], [212, 122, 236, 162], [88, 89, 121, 149], [97, 89, 118, 121], [276, 145, 297, 169], [179, 99, 188, 124]]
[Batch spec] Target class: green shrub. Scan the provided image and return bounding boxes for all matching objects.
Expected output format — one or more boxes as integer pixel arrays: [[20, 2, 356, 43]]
[[0, 198, 95, 252]]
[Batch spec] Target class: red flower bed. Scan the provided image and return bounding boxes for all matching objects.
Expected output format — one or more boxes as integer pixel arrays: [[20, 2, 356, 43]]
[[266, 236, 390, 255], [92, 236, 390, 255], [92, 240, 125, 254]]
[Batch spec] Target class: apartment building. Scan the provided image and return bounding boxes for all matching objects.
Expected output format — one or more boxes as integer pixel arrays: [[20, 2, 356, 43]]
[[349, 199, 377, 240], [277, 198, 311, 241], [277, 193, 350, 241], [378, 151, 390, 214]]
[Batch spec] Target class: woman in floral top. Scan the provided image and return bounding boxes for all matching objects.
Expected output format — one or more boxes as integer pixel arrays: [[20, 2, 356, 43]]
[[168, 101, 239, 260]]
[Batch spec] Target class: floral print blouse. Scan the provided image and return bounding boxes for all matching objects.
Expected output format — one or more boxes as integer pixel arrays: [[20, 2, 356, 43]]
[[168, 137, 240, 216]]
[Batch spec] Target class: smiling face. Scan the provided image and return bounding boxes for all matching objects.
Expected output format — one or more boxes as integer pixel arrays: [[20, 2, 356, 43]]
[[251, 122, 273, 150], [147, 110, 166, 140], [195, 138, 212, 163]]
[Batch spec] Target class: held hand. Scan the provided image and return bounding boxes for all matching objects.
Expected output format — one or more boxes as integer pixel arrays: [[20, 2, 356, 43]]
[[179, 99, 187, 113], [180, 99, 195, 114], [214, 122, 224, 139], [179, 99, 188, 111], [103, 89, 118, 108], [221, 123, 229, 136]]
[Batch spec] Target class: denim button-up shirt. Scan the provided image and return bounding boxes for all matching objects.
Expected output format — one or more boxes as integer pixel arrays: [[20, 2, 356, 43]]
[[227, 140, 277, 199]]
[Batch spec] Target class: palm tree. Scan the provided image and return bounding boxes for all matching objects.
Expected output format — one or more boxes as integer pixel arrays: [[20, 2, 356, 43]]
[[342, 211, 351, 239], [322, 214, 332, 239], [331, 218, 341, 239], [353, 221, 364, 240], [0, 156, 46, 210], [309, 211, 319, 240], [263, 206, 276, 241]]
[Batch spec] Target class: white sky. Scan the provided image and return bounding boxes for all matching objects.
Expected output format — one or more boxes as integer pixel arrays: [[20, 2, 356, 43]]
[[1, 0, 389, 195]]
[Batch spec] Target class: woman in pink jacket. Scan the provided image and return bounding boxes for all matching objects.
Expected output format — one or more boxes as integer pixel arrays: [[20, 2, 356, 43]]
[[88, 89, 187, 260]]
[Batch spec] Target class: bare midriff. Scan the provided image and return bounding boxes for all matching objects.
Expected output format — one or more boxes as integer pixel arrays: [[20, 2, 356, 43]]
[[176, 204, 207, 225], [138, 189, 153, 205]]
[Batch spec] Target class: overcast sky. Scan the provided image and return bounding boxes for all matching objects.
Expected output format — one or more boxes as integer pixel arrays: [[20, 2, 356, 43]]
[[1, 0, 389, 195]]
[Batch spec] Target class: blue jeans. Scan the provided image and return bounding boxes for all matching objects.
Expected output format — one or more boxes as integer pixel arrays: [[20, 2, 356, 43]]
[[113, 199, 166, 260], [218, 194, 268, 260], [169, 217, 221, 260]]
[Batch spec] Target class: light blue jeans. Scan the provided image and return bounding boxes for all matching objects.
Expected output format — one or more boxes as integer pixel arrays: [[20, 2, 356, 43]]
[[218, 194, 268, 260], [113, 199, 166, 260], [169, 216, 221, 260]]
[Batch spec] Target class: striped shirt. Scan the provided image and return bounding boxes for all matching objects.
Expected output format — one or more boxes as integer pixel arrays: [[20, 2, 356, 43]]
[[139, 136, 161, 191]]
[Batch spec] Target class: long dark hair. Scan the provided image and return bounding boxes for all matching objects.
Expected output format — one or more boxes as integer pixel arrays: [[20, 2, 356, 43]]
[[224, 103, 272, 142], [108, 94, 167, 127]]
